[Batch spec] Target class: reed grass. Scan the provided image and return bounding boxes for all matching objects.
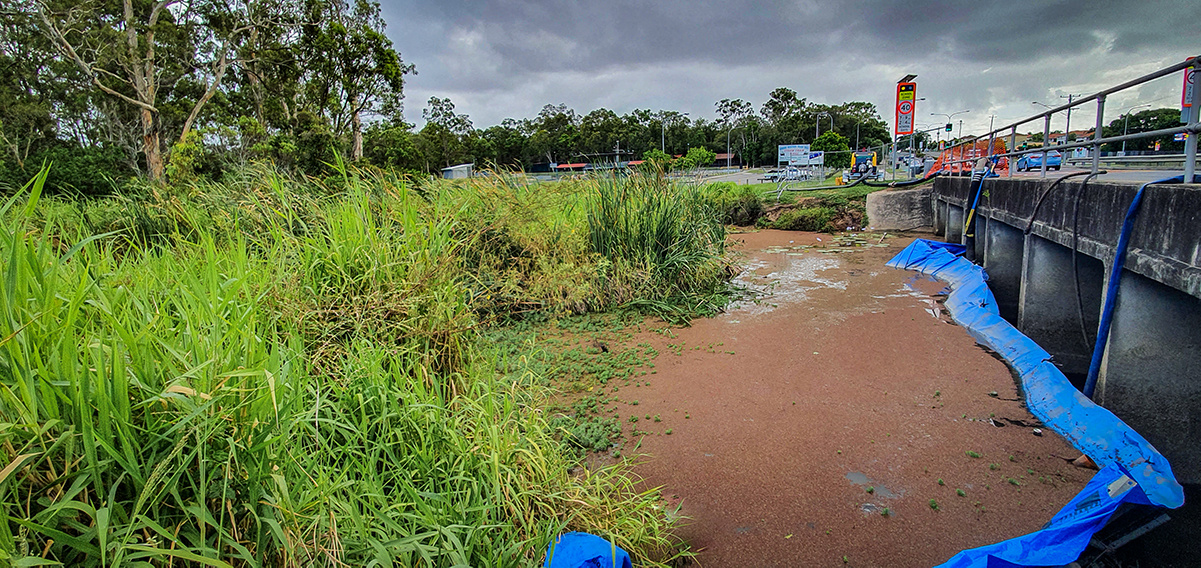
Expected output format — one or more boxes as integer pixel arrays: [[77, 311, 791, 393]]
[[0, 163, 706, 566]]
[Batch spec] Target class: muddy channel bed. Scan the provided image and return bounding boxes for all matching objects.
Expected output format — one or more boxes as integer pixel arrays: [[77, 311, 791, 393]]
[[610, 230, 1094, 567]]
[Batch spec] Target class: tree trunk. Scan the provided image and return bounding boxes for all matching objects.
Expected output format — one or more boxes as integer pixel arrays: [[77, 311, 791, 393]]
[[141, 107, 164, 181], [351, 103, 363, 161]]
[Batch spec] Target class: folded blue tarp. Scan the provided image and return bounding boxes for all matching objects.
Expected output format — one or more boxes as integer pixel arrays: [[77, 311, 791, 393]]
[[887, 239, 1183, 567], [544, 532, 632, 568]]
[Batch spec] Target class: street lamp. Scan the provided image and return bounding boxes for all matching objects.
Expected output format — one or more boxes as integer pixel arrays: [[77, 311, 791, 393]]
[[1033, 94, 1081, 146], [1121, 103, 1152, 154], [815, 112, 831, 139], [930, 110, 970, 142]]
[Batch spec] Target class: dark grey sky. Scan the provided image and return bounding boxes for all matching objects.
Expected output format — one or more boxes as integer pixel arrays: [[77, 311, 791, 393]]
[[379, 0, 1201, 135]]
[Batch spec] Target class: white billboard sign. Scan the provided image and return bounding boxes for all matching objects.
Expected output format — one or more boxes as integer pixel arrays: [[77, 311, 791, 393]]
[[778, 144, 810, 164]]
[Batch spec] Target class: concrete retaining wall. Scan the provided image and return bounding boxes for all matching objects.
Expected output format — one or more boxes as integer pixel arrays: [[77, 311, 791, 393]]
[[865, 186, 932, 230], [930, 176, 1201, 483]]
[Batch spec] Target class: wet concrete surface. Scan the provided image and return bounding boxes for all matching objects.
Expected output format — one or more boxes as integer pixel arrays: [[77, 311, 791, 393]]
[[621, 229, 1092, 567]]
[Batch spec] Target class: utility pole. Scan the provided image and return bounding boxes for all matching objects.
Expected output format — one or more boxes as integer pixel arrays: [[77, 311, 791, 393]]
[[1062, 93, 1079, 146]]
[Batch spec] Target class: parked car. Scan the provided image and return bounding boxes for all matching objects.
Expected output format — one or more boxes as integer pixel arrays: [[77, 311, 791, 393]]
[[1015, 150, 1062, 171]]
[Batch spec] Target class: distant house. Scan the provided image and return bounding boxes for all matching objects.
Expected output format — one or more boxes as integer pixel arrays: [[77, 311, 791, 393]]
[[1048, 129, 1095, 145], [441, 163, 473, 179], [714, 152, 741, 167], [554, 163, 588, 172]]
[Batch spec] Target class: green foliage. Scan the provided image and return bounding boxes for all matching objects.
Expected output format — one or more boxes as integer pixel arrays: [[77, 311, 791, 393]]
[[677, 147, 717, 170], [0, 142, 131, 197], [812, 131, 852, 169], [1100, 107, 1188, 152], [771, 207, 835, 231], [642, 148, 673, 170], [702, 182, 762, 226], [363, 121, 425, 176], [0, 164, 696, 566], [551, 415, 622, 452], [165, 130, 205, 184]]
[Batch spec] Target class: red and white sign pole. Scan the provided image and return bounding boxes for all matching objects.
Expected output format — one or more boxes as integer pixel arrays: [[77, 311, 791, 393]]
[[1184, 56, 1199, 182], [894, 81, 917, 179]]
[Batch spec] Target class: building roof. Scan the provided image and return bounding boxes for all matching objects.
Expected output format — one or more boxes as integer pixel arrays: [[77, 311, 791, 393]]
[[554, 163, 588, 169]]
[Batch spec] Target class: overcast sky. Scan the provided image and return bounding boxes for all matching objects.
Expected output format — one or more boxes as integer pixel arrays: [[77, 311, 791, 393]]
[[379, 0, 1201, 136]]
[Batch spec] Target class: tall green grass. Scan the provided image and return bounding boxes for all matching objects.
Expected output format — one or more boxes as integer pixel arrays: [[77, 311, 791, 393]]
[[422, 170, 732, 322], [0, 164, 698, 566], [587, 173, 729, 321]]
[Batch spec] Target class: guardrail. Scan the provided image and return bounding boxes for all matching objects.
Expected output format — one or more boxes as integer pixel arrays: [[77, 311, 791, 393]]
[[1063, 153, 1201, 168], [938, 55, 1201, 182]]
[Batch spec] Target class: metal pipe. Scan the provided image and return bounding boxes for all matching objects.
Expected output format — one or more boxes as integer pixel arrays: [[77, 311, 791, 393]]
[[1042, 115, 1050, 178], [943, 123, 1199, 166], [1008, 126, 1016, 178], [1092, 95, 1105, 174]]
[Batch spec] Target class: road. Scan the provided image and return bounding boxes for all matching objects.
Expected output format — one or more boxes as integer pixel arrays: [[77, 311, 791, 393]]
[[1006, 167, 1188, 183], [697, 167, 1187, 187]]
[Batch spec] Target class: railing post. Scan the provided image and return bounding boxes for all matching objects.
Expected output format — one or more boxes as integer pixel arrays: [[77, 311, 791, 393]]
[[1009, 126, 1016, 178], [1185, 59, 1201, 183], [1042, 115, 1051, 179], [1093, 95, 1106, 174]]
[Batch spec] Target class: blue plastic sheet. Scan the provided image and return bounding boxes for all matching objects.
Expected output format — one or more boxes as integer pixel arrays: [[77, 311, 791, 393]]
[[544, 532, 632, 568], [887, 239, 1184, 567]]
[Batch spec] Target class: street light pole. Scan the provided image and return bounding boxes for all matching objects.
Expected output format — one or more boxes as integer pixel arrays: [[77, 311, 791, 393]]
[[816, 112, 831, 140], [1121, 103, 1152, 154], [930, 110, 970, 147]]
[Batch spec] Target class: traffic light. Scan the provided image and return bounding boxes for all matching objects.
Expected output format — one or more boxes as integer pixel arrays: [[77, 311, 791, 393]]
[[944, 123, 953, 132]]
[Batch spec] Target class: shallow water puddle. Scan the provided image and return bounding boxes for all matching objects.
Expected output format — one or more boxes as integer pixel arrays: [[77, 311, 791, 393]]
[[727, 250, 847, 316]]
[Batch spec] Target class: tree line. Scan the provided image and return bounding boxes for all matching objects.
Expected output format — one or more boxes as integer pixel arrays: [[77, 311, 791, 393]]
[[1, 1, 895, 193]]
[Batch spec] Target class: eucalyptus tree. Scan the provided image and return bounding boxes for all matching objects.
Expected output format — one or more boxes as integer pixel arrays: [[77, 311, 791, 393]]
[[715, 98, 752, 165], [418, 96, 472, 169], [25, 0, 264, 180], [300, 0, 413, 161]]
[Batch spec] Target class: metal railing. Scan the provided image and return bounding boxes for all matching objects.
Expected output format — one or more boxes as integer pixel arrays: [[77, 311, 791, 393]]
[[937, 55, 1201, 182]]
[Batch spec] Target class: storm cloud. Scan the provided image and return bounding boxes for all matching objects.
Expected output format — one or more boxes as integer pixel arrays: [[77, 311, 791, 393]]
[[380, 0, 1201, 134]]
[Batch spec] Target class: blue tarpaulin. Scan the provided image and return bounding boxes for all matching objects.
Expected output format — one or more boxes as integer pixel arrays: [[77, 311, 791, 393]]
[[887, 239, 1184, 567], [544, 532, 632, 568]]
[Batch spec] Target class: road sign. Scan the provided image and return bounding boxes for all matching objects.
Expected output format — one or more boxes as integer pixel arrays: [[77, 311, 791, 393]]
[[1184, 57, 1198, 123], [896, 82, 916, 135], [778, 144, 810, 164], [807, 151, 825, 166]]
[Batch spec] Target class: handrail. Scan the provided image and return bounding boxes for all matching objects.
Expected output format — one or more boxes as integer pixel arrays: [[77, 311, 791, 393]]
[[929, 54, 1201, 181]]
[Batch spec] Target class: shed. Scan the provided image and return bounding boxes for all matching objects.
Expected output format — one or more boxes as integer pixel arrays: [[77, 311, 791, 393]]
[[441, 163, 474, 179]]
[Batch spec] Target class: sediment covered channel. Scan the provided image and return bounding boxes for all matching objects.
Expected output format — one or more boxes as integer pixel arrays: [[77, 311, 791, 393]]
[[620, 230, 1091, 567]]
